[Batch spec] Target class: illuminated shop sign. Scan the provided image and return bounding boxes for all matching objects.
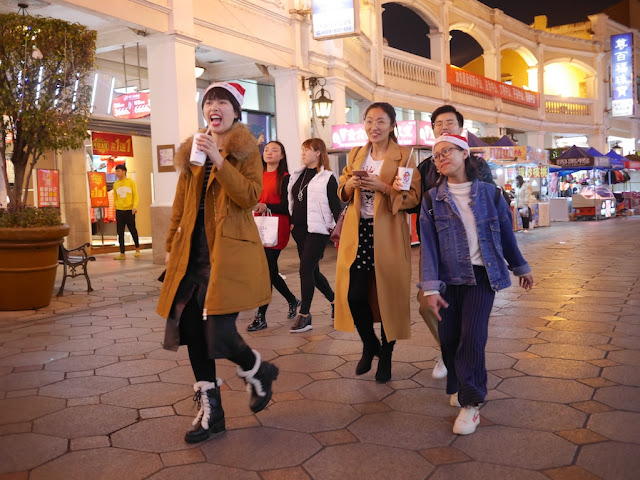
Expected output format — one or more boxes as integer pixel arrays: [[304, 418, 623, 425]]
[[611, 33, 634, 117], [332, 121, 420, 149], [111, 92, 151, 119], [446, 65, 540, 108], [91, 132, 134, 157], [312, 0, 359, 40], [36, 169, 60, 208]]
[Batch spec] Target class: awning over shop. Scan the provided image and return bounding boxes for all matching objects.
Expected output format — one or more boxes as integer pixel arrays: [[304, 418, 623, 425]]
[[550, 145, 619, 175]]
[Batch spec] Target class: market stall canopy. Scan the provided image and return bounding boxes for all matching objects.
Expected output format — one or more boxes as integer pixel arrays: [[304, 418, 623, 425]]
[[467, 132, 489, 147], [550, 145, 615, 175], [492, 135, 518, 146], [587, 147, 605, 157], [605, 150, 626, 170]]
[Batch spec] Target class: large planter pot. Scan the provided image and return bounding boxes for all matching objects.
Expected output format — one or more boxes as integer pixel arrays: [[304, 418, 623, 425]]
[[0, 224, 70, 310]]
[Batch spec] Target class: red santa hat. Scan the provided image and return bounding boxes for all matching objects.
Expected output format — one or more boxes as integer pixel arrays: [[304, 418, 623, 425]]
[[433, 134, 470, 154], [203, 81, 245, 107]]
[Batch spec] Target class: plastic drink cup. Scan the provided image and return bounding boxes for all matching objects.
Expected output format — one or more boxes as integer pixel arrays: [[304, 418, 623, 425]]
[[189, 133, 207, 166], [397, 167, 413, 191]]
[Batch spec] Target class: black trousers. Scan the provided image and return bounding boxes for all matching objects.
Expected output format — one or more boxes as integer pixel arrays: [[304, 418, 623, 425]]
[[179, 297, 255, 382], [439, 266, 495, 407], [258, 248, 296, 315], [291, 226, 334, 315], [115, 209, 140, 253]]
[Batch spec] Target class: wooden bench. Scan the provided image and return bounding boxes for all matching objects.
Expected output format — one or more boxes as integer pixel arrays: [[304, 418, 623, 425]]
[[57, 243, 96, 296]]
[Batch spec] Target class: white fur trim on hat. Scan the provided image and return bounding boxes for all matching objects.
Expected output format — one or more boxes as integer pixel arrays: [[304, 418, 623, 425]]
[[433, 134, 470, 153], [203, 81, 245, 107]]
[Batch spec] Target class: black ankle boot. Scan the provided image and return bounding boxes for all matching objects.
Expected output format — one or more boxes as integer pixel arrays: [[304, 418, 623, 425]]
[[237, 350, 279, 413], [375, 343, 394, 383], [247, 311, 267, 332], [287, 298, 301, 319], [185, 379, 225, 444], [355, 346, 380, 375]]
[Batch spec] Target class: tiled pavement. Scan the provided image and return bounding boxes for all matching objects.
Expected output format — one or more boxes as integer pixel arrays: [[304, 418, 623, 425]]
[[1, 218, 639, 480]]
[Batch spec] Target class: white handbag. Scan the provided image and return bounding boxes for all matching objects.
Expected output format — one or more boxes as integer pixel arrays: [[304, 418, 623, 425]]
[[253, 209, 279, 247]]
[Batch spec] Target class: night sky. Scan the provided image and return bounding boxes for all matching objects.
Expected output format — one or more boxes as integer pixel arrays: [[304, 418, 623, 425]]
[[382, 1, 623, 66]]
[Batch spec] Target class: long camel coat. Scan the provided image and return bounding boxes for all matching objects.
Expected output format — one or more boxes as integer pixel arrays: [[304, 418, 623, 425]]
[[156, 122, 271, 325], [334, 140, 421, 341]]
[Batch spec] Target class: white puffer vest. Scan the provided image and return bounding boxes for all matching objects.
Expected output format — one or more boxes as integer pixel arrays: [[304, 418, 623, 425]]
[[288, 166, 336, 235]]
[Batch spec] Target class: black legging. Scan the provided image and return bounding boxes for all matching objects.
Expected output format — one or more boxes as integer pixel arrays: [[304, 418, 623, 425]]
[[348, 263, 394, 353], [291, 226, 334, 315], [258, 248, 296, 316], [115, 209, 140, 253], [179, 297, 255, 382]]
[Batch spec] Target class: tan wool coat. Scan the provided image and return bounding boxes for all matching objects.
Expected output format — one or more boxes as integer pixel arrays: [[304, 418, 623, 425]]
[[334, 140, 421, 341], [156, 123, 271, 320]]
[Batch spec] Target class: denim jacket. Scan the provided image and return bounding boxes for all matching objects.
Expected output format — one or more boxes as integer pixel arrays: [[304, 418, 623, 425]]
[[418, 179, 530, 293]]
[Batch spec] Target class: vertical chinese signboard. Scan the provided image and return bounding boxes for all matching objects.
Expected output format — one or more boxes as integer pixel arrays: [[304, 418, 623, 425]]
[[611, 33, 634, 117], [36, 169, 60, 207], [88, 172, 108, 207]]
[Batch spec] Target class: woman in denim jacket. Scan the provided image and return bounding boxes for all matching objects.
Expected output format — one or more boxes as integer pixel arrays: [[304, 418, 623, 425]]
[[418, 134, 534, 436]]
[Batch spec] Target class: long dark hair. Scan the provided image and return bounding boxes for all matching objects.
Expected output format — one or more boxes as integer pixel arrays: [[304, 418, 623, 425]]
[[262, 140, 289, 194], [364, 102, 398, 142], [302, 138, 331, 172]]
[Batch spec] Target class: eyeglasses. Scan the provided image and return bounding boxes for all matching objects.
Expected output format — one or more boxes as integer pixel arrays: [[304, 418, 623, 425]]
[[432, 146, 463, 163], [433, 120, 457, 128], [364, 119, 390, 129]]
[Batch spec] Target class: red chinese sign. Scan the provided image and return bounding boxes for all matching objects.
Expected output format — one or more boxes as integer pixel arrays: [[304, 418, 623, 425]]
[[111, 92, 151, 119], [88, 172, 109, 208], [91, 132, 134, 157], [36, 169, 60, 207], [447, 65, 540, 108]]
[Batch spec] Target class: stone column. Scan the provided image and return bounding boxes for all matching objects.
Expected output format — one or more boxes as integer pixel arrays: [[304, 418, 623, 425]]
[[146, 32, 200, 264], [272, 68, 312, 174], [58, 149, 92, 249]]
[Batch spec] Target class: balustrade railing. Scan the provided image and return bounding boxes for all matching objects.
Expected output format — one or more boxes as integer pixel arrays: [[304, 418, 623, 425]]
[[383, 47, 440, 86]]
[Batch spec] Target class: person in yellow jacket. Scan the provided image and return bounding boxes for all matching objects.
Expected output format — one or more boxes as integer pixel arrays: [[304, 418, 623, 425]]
[[113, 164, 141, 259]]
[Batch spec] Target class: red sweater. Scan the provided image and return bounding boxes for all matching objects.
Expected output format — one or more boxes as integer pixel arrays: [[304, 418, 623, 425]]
[[256, 170, 290, 250]]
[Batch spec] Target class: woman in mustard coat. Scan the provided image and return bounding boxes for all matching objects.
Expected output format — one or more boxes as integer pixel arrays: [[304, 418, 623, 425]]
[[334, 102, 420, 382], [156, 82, 278, 444]]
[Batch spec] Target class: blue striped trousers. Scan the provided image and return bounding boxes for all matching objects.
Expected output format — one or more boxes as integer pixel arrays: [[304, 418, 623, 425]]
[[439, 265, 495, 406]]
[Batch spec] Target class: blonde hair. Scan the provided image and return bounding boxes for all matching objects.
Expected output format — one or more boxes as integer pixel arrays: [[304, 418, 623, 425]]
[[302, 138, 331, 172]]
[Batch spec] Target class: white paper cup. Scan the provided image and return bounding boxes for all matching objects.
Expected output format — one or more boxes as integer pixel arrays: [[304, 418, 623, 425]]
[[397, 167, 413, 191], [189, 133, 207, 166]]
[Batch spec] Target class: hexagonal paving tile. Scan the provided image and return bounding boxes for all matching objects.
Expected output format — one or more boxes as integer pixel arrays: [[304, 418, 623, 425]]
[[94, 341, 162, 357], [335, 360, 419, 381], [54, 325, 111, 336], [431, 461, 550, 480], [5, 370, 64, 390], [29, 447, 163, 480], [271, 370, 314, 392], [607, 349, 640, 366], [158, 365, 197, 385], [481, 399, 586, 431], [587, 411, 640, 443], [349, 411, 453, 450], [536, 330, 612, 345], [95, 359, 176, 378], [577, 441, 640, 480], [383, 387, 454, 417], [44, 354, 118, 372], [299, 339, 362, 356], [513, 358, 600, 379], [245, 335, 308, 351], [272, 353, 345, 373], [488, 326, 537, 339], [200, 427, 321, 470], [0, 395, 66, 424], [0, 432, 67, 473], [548, 320, 614, 334], [45, 338, 114, 352], [147, 463, 259, 480], [593, 385, 640, 412], [0, 350, 68, 367], [33, 404, 138, 438], [4, 335, 69, 349], [258, 398, 359, 432], [101, 382, 191, 408], [304, 442, 432, 480], [39, 376, 129, 399], [93, 327, 154, 340], [602, 365, 640, 386], [455, 425, 576, 470], [111, 416, 195, 452], [485, 352, 517, 370], [497, 377, 594, 403], [300, 378, 392, 403]]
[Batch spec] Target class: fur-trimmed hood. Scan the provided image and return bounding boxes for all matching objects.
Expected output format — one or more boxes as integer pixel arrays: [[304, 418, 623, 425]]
[[173, 122, 258, 172]]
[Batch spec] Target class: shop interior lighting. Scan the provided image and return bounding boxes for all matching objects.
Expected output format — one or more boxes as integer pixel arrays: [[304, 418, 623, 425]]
[[90, 73, 98, 113], [107, 76, 115, 114]]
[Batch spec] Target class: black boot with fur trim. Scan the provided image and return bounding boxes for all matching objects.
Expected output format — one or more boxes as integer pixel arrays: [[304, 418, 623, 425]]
[[184, 379, 225, 444], [237, 350, 279, 413]]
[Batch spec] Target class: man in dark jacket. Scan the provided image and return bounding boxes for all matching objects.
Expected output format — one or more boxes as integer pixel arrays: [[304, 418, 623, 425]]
[[411, 104, 496, 382]]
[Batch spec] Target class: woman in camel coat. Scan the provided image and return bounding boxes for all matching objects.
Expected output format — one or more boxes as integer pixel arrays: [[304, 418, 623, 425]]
[[334, 102, 420, 382]]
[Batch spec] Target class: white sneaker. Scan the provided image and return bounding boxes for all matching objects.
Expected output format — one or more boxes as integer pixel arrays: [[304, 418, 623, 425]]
[[450, 393, 461, 407], [453, 405, 480, 435], [432, 355, 447, 379]]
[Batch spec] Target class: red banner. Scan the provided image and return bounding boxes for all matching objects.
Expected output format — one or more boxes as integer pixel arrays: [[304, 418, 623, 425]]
[[36, 169, 60, 207], [91, 132, 134, 157], [111, 92, 151, 119], [447, 65, 540, 108], [88, 172, 109, 208]]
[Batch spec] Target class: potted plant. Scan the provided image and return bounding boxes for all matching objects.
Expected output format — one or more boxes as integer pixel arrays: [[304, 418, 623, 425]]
[[0, 12, 96, 310]]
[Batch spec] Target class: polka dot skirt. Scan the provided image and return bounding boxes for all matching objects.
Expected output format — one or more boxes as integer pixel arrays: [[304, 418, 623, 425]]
[[354, 218, 374, 272]]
